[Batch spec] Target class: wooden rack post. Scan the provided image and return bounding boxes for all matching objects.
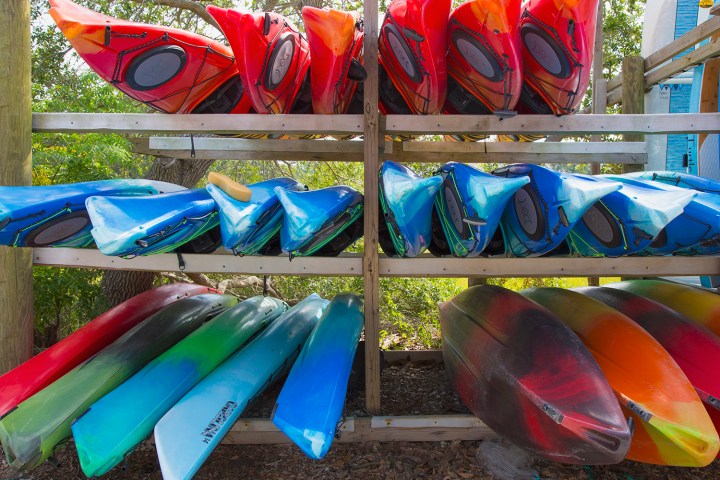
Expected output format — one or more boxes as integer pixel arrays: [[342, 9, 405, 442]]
[[0, 0, 34, 373], [621, 56, 646, 174]]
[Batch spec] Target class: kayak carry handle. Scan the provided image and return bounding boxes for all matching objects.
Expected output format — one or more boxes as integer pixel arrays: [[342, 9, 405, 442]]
[[208, 172, 252, 202]]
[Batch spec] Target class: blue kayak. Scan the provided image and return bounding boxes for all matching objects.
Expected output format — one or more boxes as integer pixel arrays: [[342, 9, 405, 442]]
[[86, 188, 219, 257], [272, 293, 363, 459], [625, 171, 720, 194], [71, 295, 287, 477], [491, 165, 620, 257], [275, 186, 364, 257], [0, 179, 183, 248], [378, 161, 442, 257], [566, 174, 696, 257], [431, 162, 530, 257], [154, 293, 328, 480], [207, 178, 306, 255], [605, 175, 720, 255]]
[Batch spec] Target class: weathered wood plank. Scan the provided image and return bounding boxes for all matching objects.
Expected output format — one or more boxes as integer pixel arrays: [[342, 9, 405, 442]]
[[622, 56, 645, 173], [0, 0, 34, 373], [644, 37, 720, 91], [644, 15, 720, 73]]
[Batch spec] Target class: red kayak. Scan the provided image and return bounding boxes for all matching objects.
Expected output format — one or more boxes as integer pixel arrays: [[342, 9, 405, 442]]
[[445, 0, 522, 116], [579, 286, 720, 442], [302, 7, 366, 115], [0, 283, 214, 419], [49, 0, 254, 115], [208, 6, 312, 115], [517, 0, 599, 115], [378, 0, 451, 114]]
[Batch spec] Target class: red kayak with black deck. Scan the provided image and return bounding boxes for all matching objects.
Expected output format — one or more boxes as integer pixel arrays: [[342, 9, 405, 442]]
[[302, 7, 366, 115], [49, 0, 254, 115], [445, 0, 522, 117], [517, 0, 599, 115], [0, 283, 215, 419], [208, 6, 312, 115], [378, 0, 451, 115]]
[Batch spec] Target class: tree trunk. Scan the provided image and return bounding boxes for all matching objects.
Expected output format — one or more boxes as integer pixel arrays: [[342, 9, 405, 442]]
[[100, 157, 215, 306]]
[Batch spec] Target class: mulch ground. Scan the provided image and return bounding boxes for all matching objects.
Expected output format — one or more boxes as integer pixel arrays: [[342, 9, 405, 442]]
[[2, 361, 720, 480]]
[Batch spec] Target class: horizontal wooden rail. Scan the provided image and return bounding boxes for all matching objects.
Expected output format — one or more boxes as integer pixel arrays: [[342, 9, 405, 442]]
[[384, 113, 720, 136], [32, 248, 720, 277], [132, 136, 647, 164], [644, 37, 720, 91]]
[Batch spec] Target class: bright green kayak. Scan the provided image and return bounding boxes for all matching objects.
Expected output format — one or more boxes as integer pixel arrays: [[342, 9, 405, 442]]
[[71, 295, 287, 477], [0, 293, 236, 471]]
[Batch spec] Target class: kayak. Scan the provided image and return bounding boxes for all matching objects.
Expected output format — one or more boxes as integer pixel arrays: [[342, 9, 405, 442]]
[[439, 285, 630, 464], [624, 170, 720, 194], [578, 286, 720, 444], [604, 175, 720, 255], [566, 174, 696, 257], [606, 279, 720, 336], [0, 293, 236, 471], [154, 293, 329, 480], [207, 177, 306, 256], [0, 179, 183, 248], [302, 7, 366, 114], [445, 0, 522, 116], [491, 164, 620, 256], [208, 6, 312, 114], [517, 0, 599, 115], [523, 287, 719, 466], [378, 161, 442, 257], [49, 0, 254, 115], [71, 295, 287, 477], [0, 283, 213, 419], [273, 293, 364, 460], [86, 188, 219, 257], [431, 162, 529, 257], [275, 185, 364, 257], [378, 0, 451, 114]]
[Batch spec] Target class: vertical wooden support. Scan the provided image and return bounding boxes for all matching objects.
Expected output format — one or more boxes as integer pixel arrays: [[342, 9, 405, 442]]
[[363, 0, 381, 414], [590, 80, 607, 173], [0, 0, 34, 373], [622, 56, 645, 174], [590, 0, 605, 176]]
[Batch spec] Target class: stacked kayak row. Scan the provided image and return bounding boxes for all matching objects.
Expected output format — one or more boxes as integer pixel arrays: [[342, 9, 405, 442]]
[[5, 168, 720, 259], [50, 0, 596, 125], [0, 286, 364, 477], [441, 279, 720, 467], [0, 173, 364, 258]]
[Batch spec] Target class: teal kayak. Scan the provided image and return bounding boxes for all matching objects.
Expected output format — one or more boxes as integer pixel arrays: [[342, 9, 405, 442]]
[[154, 293, 328, 480], [272, 293, 364, 459], [0, 293, 236, 471], [71, 295, 287, 477]]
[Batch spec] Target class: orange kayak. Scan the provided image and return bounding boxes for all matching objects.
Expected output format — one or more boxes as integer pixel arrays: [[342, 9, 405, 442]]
[[49, 0, 253, 115], [607, 280, 720, 336], [523, 287, 719, 466]]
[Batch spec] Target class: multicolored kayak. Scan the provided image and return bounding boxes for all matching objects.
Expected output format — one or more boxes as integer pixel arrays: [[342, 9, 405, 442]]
[[439, 285, 630, 464], [273, 293, 363, 460], [431, 162, 529, 257], [566, 174, 696, 257], [523, 287, 719, 466], [0, 293, 236, 471], [605, 175, 720, 255], [491, 164, 620, 256], [154, 294, 329, 480], [302, 7, 366, 115], [208, 6, 312, 114], [624, 170, 720, 194], [71, 295, 286, 477], [0, 179, 182, 248], [378, 0, 451, 114], [86, 188, 219, 257], [49, 0, 254, 115], [378, 161, 442, 257], [577, 286, 720, 442], [0, 283, 212, 419], [607, 279, 720, 336], [517, 0, 599, 115], [275, 185, 364, 257], [207, 177, 306, 255], [445, 0, 522, 116]]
